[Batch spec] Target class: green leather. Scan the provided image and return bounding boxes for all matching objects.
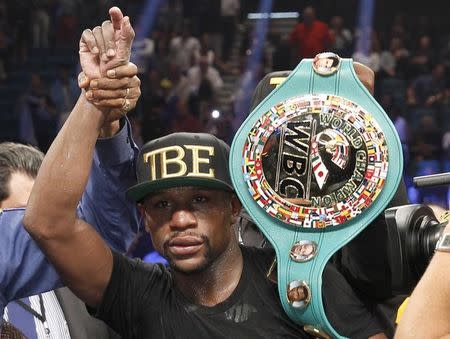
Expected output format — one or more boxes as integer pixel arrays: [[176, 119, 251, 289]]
[[230, 58, 403, 338]]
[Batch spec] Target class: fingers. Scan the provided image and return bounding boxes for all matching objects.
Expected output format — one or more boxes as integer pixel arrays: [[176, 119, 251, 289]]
[[106, 62, 137, 78], [89, 75, 140, 91], [78, 72, 90, 89], [119, 16, 135, 55], [121, 16, 135, 43], [92, 26, 107, 62], [101, 20, 116, 57], [86, 86, 140, 101], [89, 96, 137, 108], [80, 29, 99, 54], [109, 6, 124, 30]]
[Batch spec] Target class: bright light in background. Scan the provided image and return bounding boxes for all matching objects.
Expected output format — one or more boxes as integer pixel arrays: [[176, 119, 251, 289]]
[[355, 0, 375, 56], [211, 110, 220, 119], [232, 0, 273, 136], [247, 12, 299, 20], [131, 0, 165, 64]]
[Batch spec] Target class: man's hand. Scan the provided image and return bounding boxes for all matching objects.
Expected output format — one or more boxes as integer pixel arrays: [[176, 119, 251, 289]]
[[78, 62, 141, 136], [353, 62, 375, 95], [100, 7, 135, 74], [79, 6, 136, 136], [80, 6, 135, 80]]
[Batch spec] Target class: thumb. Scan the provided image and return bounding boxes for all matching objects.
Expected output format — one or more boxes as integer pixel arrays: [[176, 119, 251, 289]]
[[78, 72, 90, 89], [109, 6, 124, 30], [118, 16, 135, 54]]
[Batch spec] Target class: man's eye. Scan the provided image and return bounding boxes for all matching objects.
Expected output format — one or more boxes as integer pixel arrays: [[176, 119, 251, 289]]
[[154, 201, 169, 208], [193, 196, 207, 203]]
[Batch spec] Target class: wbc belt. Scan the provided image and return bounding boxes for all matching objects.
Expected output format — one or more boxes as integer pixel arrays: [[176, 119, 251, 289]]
[[230, 53, 403, 338]]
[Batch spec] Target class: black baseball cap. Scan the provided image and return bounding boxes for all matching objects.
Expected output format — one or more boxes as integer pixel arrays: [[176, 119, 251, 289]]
[[127, 132, 234, 202], [250, 70, 291, 111]]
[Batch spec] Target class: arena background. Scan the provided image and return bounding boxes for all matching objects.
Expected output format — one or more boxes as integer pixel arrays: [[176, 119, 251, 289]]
[[0, 0, 448, 214]]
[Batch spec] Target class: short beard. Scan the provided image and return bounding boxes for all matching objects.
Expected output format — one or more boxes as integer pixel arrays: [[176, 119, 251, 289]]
[[163, 234, 213, 275]]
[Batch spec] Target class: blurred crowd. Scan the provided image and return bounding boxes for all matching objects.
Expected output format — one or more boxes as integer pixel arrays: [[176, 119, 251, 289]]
[[0, 0, 449, 206]]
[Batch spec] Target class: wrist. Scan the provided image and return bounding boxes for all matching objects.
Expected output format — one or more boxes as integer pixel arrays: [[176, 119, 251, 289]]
[[78, 91, 105, 129], [99, 119, 121, 138], [80, 90, 121, 137]]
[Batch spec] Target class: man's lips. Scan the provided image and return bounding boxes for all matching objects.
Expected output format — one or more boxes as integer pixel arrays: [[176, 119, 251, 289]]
[[168, 236, 204, 256]]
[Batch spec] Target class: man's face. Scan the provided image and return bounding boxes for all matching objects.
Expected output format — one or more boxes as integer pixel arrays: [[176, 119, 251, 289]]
[[299, 244, 313, 256], [140, 186, 241, 274], [0, 172, 34, 208]]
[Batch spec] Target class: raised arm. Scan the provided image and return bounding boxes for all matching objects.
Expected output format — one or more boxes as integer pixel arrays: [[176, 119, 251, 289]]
[[24, 7, 136, 307], [0, 69, 140, 325], [77, 65, 142, 252]]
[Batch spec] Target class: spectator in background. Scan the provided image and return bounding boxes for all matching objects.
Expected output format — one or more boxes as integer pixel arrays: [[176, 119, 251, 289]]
[[7, 1, 30, 64], [289, 6, 333, 61], [17, 73, 57, 152], [386, 16, 410, 51], [409, 34, 435, 77], [31, 0, 50, 49], [169, 99, 201, 133], [0, 29, 8, 81], [196, 33, 229, 74], [220, 0, 240, 63], [442, 130, 450, 164], [197, 0, 221, 59], [352, 31, 381, 73], [169, 21, 201, 72], [133, 32, 155, 75], [157, 0, 183, 34], [328, 15, 353, 57], [49, 63, 79, 129], [140, 69, 167, 143], [165, 62, 192, 103], [187, 51, 223, 98], [196, 33, 216, 66], [379, 37, 410, 79], [0, 1, 10, 81], [438, 37, 450, 69], [380, 93, 410, 164], [147, 29, 171, 76], [410, 63, 446, 106], [409, 14, 434, 47], [411, 115, 443, 162], [54, 0, 79, 47]]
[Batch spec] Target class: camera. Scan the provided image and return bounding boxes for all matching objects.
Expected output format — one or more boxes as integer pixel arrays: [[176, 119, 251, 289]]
[[385, 172, 449, 295]]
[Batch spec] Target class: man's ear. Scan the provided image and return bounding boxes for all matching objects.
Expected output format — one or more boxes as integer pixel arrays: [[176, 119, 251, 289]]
[[353, 62, 375, 95], [137, 203, 151, 233], [230, 193, 242, 224]]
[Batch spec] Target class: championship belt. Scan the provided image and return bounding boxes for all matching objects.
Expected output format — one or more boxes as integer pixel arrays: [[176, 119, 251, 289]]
[[230, 53, 403, 338]]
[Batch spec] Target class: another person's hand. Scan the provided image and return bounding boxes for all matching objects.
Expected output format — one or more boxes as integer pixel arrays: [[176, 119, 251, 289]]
[[79, 6, 134, 80], [353, 62, 374, 95], [78, 62, 141, 134], [79, 63, 141, 122]]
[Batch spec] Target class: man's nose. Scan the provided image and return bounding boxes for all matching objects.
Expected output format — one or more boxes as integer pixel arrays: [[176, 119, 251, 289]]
[[170, 209, 197, 230]]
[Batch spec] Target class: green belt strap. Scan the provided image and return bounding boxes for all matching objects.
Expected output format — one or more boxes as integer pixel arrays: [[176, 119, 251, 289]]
[[230, 53, 403, 338]]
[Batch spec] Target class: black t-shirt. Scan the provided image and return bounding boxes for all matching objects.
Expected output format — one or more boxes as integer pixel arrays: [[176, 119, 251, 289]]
[[94, 247, 384, 339]]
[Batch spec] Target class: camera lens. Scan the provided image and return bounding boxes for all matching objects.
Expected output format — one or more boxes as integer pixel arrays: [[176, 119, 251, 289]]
[[410, 216, 445, 278], [385, 204, 446, 294]]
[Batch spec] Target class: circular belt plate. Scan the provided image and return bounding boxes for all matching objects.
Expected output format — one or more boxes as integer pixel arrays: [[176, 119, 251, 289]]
[[242, 94, 388, 229]]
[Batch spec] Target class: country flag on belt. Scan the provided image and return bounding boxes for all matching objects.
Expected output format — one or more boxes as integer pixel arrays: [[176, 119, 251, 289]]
[[311, 143, 329, 189]]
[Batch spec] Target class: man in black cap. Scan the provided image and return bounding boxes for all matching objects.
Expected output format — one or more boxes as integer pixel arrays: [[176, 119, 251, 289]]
[[24, 125, 389, 338]]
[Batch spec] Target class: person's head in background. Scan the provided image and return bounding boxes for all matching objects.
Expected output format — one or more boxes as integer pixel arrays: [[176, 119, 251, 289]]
[[0, 142, 43, 209], [1, 321, 27, 338], [302, 6, 316, 26]]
